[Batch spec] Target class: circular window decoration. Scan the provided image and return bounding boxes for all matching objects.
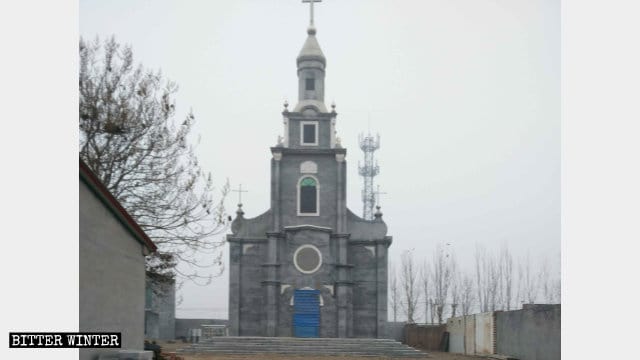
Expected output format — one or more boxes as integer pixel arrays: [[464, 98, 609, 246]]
[[293, 245, 322, 274]]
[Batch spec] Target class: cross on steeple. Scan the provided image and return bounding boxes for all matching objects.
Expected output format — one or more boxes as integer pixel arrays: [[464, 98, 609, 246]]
[[374, 185, 387, 207], [302, 0, 322, 26], [232, 184, 248, 205]]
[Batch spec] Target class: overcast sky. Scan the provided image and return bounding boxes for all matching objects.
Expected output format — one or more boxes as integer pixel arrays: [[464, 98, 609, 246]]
[[80, 0, 559, 319]]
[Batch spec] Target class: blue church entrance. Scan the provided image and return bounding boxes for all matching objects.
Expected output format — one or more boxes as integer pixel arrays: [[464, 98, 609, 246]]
[[293, 289, 320, 337]]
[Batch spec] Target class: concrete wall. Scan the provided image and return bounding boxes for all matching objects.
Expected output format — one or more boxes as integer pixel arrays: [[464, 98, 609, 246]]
[[175, 319, 229, 340], [475, 312, 495, 355], [464, 314, 475, 354], [145, 281, 176, 340], [157, 282, 176, 340], [495, 304, 561, 360], [145, 310, 159, 339], [79, 180, 147, 360], [447, 317, 465, 353], [447, 312, 494, 356], [404, 324, 446, 351]]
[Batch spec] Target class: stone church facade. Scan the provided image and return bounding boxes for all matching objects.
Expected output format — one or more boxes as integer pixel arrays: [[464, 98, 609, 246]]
[[227, 16, 392, 338]]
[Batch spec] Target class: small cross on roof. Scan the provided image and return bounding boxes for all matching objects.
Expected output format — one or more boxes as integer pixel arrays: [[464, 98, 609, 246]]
[[302, 0, 322, 26]]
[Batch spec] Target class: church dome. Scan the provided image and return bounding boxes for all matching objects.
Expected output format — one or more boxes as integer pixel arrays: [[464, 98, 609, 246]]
[[297, 26, 326, 67]]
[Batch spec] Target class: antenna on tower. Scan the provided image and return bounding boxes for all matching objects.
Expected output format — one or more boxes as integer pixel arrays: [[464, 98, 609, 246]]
[[358, 131, 381, 220]]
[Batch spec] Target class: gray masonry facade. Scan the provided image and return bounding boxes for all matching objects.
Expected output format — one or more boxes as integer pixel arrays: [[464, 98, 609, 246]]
[[227, 23, 392, 338], [79, 160, 156, 360]]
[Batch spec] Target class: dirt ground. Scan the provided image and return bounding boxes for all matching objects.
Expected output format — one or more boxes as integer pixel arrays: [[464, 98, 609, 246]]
[[157, 341, 490, 360]]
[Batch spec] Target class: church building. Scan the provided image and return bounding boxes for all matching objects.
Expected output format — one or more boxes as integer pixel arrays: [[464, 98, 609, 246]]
[[227, 2, 392, 338]]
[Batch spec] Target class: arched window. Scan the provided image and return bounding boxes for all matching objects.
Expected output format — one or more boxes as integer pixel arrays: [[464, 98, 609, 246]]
[[298, 176, 318, 215]]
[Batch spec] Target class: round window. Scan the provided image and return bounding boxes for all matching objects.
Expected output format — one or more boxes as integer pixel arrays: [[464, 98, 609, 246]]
[[293, 245, 322, 274]]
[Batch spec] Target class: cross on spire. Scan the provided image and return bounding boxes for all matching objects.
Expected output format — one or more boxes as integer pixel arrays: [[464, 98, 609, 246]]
[[232, 184, 248, 205], [302, 0, 322, 26], [374, 185, 387, 207]]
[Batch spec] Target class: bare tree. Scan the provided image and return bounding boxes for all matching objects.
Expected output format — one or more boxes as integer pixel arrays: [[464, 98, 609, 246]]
[[429, 298, 436, 324], [421, 259, 431, 323], [475, 245, 490, 312], [538, 257, 561, 304], [476, 244, 500, 312], [499, 245, 514, 310], [449, 255, 460, 318], [539, 258, 551, 303], [432, 244, 452, 324], [460, 272, 475, 316], [79, 37, 229, 286], [389, 262, 400, 322], [518, 253, 539, 305], [487, 256, 500, 311], [552, 277, 561, 304], [399, 250, 420, 323]]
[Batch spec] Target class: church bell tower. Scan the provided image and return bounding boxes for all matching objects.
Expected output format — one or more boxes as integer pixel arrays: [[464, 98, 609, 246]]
[[227, 1, 392, 339]]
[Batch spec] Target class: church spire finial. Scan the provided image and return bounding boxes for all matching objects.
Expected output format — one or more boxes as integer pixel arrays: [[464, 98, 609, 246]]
[[302, 0, 322, 28], [295, 0, 327, 113]]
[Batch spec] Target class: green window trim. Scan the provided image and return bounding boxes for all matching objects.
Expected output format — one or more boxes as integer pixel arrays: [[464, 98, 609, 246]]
[[300, 177, 317, 187]]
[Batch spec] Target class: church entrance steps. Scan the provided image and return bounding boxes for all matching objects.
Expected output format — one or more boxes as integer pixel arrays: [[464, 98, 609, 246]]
[[176, 337, 428, 357]]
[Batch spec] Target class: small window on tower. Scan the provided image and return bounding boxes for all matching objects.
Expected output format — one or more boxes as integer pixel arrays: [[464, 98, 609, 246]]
[[299, 177, 318, 215], [302, 123, 317, 144], [306, 78, 315, 91]]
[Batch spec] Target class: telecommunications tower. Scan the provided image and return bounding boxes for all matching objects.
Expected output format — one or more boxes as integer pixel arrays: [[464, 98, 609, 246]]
[[358, 132, 380, 220]]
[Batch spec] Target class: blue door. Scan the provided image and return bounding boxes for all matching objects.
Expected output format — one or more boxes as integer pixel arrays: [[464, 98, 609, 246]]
[[293, 289, 320, 337]]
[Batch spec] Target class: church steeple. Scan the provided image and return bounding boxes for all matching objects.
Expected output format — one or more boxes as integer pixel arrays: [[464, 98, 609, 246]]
[[295, 0, 327, 113], [281, 0, 337, 149], [228, 1, 392, 339]]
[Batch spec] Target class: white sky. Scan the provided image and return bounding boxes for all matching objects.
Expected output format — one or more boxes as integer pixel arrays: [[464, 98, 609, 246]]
[[80, 0, 559, 319]]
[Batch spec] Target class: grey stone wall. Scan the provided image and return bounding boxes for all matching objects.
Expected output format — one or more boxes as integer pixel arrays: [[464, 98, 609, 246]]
[[238, 242, 266, 336], [277, 153, 341, 227], [228, 108, 390, 340], [79, 179, 147, 360], [297, 66, 325, 102], [228, 209, 390, 338], [350, 244, 378, 338], [495, 304, 561, 360], [384, 322, 406, 342], [278, 228, 337, 337], [286, 114, 333, 149]]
